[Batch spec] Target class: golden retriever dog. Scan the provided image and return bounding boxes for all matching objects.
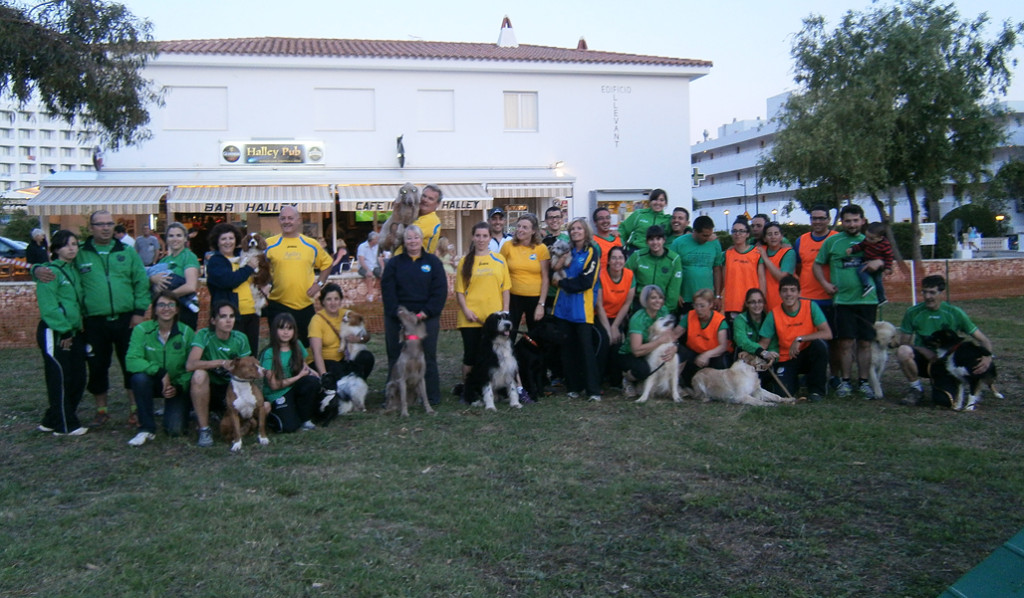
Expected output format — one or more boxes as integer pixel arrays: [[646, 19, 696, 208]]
[[219, 356, 269, 452], [635, 315, 682, 403], [869, 321, 897, 400], [384, 306, 433, 417], [379, 183, 420, 252], [690, 358, 794, 407], [238, 232, 271, 315]]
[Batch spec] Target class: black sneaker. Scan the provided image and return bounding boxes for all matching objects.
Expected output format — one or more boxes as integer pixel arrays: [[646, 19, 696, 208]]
[[451, 383, 464, 398]]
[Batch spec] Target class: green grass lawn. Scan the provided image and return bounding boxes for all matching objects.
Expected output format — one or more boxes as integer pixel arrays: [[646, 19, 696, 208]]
[[2, 298, 1023, 597]]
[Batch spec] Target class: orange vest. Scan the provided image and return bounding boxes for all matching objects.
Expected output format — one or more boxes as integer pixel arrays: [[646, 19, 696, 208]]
[[686, 309, 726, 354], [764, 246, 793, 313], [599, 267, 633, 321], [797, 231, 836, 301], [593, 234, 621, 271], [772, 299, 817, 362], [724, 246, 761, 313]]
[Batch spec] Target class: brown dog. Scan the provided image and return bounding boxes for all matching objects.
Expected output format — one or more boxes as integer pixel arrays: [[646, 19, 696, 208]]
[[220, 356, 269, 452], [384, 306, 433, 417], [239, 232, 271, 315], [379, 183, 420, 253]]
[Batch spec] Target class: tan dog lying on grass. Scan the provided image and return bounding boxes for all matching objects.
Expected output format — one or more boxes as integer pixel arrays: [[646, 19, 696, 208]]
[[690, 356, 795, 407]]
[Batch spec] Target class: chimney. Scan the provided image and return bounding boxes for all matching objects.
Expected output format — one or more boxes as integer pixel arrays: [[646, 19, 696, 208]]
[[497, 15, 518, 48], [577, 37, 588, 50]]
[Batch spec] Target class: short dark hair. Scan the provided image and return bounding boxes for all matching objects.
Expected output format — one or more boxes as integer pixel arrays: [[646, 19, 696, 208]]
[[778, 274, 800, 292], [922, 275, 946, 292], [545, 206, 563, 219], [866, 222, 887, 236], [114, 224, 127, 234], [673, 207, 690, 217], [839, 204, 864, 219], [810, 205, 830, 216], [646, 225, 666, 240], [751, 214, 769, 224], [592, 206, 611, 221], [319, 282, 343, 303], [208, 222, 242, 253], [693, 215, 715, 232]]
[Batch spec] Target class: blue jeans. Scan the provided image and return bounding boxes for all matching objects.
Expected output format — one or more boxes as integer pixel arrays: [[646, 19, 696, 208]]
[[129, 372, 190, 436]]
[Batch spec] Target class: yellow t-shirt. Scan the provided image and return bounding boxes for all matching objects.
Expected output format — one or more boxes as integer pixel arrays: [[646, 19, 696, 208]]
[[232, 260, 256, 316], [454, 252, 511, 329], [265, 234, 334, 310], [500, 242, 550, 297], [394, 211, 442, 256], [307, 308, 350, 364]]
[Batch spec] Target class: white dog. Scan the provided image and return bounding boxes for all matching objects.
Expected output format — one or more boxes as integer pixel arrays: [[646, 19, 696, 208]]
[[635, 315, 682, 403], [548, 239, 572, 285], [690, 359, 794, 407], [869, 321, 897, 400]]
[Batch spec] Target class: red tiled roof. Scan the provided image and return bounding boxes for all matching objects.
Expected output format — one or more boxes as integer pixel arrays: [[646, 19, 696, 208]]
[[156, 37, 711, 68]]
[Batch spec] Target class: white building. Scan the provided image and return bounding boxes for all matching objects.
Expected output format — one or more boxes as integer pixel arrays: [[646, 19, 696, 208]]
[[27, 20, 711, 251], [691, 93, 1024, 233], [0, 104, 98, 199]]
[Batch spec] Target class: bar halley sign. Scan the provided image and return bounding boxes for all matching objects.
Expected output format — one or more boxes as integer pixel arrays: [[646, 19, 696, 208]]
[[220, 141, 325, 165], [200, 202, 299, 213]]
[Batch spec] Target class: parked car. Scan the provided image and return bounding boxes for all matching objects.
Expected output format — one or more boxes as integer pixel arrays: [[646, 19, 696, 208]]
[[0, 236, 28, 260]]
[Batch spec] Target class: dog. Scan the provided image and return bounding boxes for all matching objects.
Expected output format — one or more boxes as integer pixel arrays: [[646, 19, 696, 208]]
[[690, 358, 794, 407], [868, 321, 898, 400], [465, 311, 522, 411], [317, 371, 369, 423], [548, 239, 573, 284], [220, 356, 269, 452], [384, 306, 433, 417], [339, 310, 368, 361], [239, 232, 271, 315], [379, 183, 420, 252], [513, 316, 567, 401], [925, 328, 1002, 411], [635, 315, 682, 403]]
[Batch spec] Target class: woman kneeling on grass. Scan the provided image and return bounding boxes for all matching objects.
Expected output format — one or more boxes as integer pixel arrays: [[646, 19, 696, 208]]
[[187, 300, 252, 448], [262, 313, 321, 432], [125, 291, 195, 446], [678, 288, 731, 388], [34, 230, 88, 437], [616, 285, 680, 398]]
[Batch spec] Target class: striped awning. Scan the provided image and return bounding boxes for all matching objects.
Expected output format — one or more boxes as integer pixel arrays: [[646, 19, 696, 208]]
[[486, 182, 573, 199], [336, 183, 491, 211], [168, 185, 333, 213], [27, 186, 167, 216]]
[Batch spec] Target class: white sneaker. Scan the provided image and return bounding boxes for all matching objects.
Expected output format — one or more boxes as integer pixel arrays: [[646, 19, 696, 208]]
[[588, 395, 602, 402], [37, 424, 54, 433], [567, 391, 580, 399], [128, 432, 156, 446], [621, 377, 637, 398], [300, 420, 316, 431], [54, 427, 88, 437]]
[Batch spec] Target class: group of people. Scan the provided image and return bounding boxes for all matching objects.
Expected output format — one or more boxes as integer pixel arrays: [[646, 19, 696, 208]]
[[32, 189, 995, 447]]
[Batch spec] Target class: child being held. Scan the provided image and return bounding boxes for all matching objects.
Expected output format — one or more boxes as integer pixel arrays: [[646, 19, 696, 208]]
[[146, 263, 200, 313], [845, 221, 894, 304]]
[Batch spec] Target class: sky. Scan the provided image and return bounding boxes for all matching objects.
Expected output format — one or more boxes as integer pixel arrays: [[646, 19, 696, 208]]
[[117, 0, 1024, 144]]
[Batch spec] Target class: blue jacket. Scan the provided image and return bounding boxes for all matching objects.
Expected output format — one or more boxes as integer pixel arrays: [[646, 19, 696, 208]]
[[381, 252, 448, 319], [205, 252, 255, 310], [553, 245, 598, 324]]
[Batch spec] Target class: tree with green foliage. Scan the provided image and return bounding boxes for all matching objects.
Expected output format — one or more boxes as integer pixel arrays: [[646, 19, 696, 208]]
[[760, 0, 1022, 262], [0, 0, 159, 149], [985, 160, 1024, 215]]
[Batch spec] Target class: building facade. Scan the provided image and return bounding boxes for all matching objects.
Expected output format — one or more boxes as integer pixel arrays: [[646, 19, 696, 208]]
[[692, 93, 1024, 233], [0, 104, 97, 199], [27, 22, 711, 253]]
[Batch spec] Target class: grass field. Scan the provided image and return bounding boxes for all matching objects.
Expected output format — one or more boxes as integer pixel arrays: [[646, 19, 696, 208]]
[[2, 298, 1023, 597]]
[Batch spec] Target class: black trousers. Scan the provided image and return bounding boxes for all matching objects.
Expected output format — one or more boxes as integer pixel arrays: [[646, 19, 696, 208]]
[[84, 313, 133, 395], [38, 322, 86, 433], [772, 339, 829, 396], [559, 319, 601, 396], [268, 375, 321, 432], [508, 293, 541, 337]]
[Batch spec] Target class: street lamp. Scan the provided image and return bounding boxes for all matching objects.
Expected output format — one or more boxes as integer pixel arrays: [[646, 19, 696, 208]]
[[736, 182, 748, 213], [723, 209, 730, 232], [771, 208, 778, 220]]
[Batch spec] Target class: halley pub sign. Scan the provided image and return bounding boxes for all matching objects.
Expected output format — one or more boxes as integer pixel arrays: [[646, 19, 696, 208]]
[[220, 141, 325, 165]]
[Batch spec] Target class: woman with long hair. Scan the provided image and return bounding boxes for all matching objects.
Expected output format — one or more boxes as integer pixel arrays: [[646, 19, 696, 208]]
[[595, 245, 635, 386], [187, 300, 252, 448], [758, 222, 795, 312], [730, 287, 775, 388], [500, 213, 550, 335], [723, 218, 764, 319], [552, 217, 601, 400], [262, 313, 320, 432], [454, 221, 511, 397], [151, 222, 201, 329], [34, 230, 88, 436], [309, 282, 374, 380], [125, 290, 195, 445], [205, 222, 262, 354]]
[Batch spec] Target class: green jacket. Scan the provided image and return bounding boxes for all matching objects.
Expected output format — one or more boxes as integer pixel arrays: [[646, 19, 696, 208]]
[[75, 237, 151, 317], [126, 320, 195, 390], [34, 260, 83, 336], [626, 248, 683, 310], [618, 208, 672, 251]]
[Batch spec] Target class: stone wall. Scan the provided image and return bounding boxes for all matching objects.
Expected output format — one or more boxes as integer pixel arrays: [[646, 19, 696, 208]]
[[2, 259, 1020, 349]]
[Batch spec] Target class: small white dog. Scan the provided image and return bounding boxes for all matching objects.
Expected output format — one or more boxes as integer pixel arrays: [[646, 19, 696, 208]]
[[548, 239, 572, 285], [690, 359, 794, 407], [869, 321, 897, 400], [635, 315, 682, 403]]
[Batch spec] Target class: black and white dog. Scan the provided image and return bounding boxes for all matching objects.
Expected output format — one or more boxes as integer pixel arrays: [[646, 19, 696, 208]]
[[465, 311, 522, 411], [925, 328, 1002, 411], [317, 371, 369, 424]]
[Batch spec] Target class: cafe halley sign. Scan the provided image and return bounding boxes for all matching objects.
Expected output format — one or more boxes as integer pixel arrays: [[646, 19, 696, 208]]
[[220, 141, 325, 165]]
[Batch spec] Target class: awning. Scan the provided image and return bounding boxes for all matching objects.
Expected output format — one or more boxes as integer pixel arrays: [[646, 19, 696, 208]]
[[486, 182, 573, 199], [27, 186, 167, 216], [168, 185, 333, 213], [336, 183, 492, 211]]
